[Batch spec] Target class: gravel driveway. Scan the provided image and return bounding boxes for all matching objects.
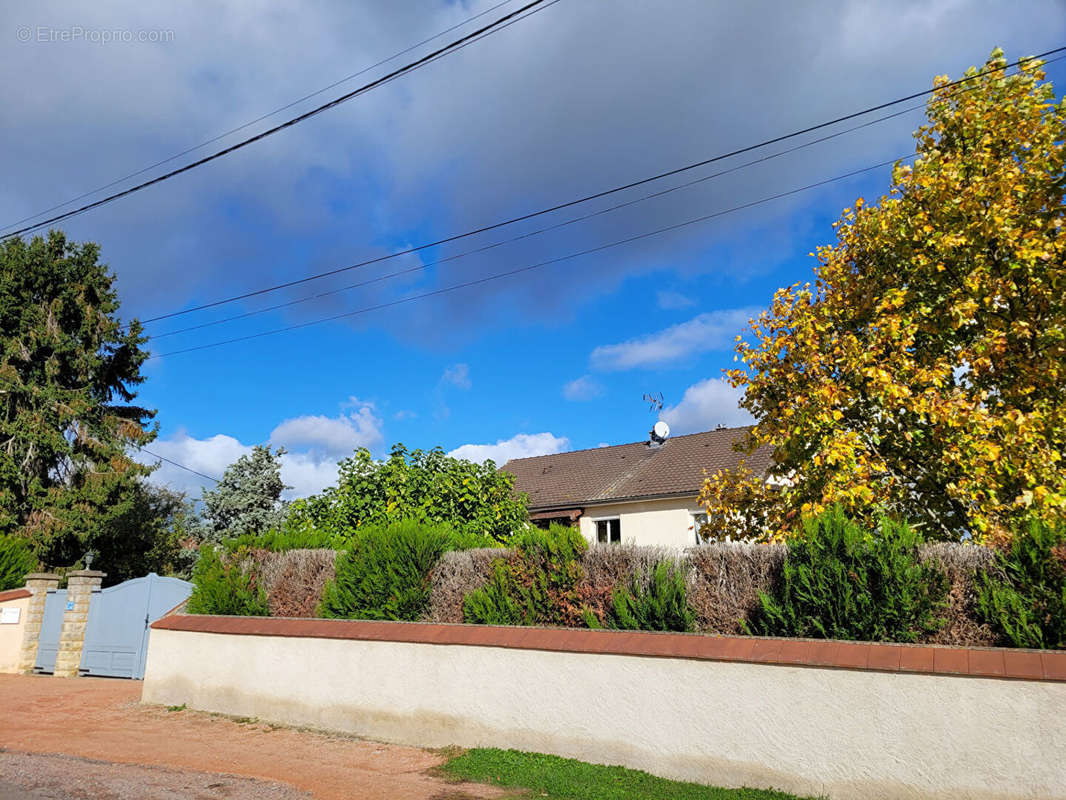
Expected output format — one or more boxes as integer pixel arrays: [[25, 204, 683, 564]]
[[0, 674, 500, 800]]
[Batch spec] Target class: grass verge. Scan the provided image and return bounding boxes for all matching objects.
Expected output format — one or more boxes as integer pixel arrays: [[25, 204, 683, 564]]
[[440, 748, 819, 800]]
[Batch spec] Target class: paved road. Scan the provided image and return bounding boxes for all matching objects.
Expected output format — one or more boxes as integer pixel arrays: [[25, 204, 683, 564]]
[[0, 674, 500, 800], [0, 751, 308, 799]]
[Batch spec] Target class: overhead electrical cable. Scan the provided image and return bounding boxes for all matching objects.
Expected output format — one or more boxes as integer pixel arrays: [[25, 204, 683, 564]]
[[151, 51, 1066, 342], [137, 447, 220, 483], [129, 46, 1066, 326], [0, 0, 520, 236], [150, 152, 913, 359], [150, 99, 936, 341], [0, 0, 557, 240]]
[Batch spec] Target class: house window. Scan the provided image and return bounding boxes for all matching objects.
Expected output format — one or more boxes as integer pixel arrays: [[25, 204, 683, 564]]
[[691, 512, 710, 544], [596, 518, 621, 544]]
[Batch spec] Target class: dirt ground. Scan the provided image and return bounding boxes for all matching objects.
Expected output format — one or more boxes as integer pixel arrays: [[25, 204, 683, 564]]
[[0, 674, 501, 800]]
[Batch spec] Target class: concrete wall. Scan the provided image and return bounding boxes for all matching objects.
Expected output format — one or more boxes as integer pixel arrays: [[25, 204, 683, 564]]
[[0, 591, 30, 673], [143, 619, 1066, 800], [577, 496, 701, 548]]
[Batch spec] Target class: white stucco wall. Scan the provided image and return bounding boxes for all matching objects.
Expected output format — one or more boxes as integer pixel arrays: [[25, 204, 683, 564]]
[[0, 594, 30, 673], [576, 496, 701, 548], [143, 628, 1066, 800]]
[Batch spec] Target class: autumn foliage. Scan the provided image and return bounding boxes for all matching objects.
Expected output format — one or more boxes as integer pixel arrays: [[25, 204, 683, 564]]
[[701, 50, 1066, 543]]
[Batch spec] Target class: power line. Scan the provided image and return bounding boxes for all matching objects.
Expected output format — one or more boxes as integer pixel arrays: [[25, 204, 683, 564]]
[[161, 50, 1065, 342], [150, 152, 912, 359], [150, 99, 932, 341], [156, 49, 1064, 342], [138, 447, 220, 483], [0, 0, 519, 236], [0, 0, 556, 240], [130, 46, 1066, 327]]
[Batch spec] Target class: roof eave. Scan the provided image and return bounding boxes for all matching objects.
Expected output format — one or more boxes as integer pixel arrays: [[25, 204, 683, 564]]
[[527, 489, 702, 513]]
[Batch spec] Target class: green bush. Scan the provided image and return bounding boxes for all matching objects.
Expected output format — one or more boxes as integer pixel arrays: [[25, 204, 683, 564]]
[[318, 520, 458, 621], [604, 560, 695, 632], [289, 444, 529, 544], [748, 507, 948, 643], [463, 525, 586, 626], [186, 545, 269, 616], [977, 518, 1066, 649], [221, 521, 344, 553], [0, 534, 38, 591], [463, 560, 532, 626]]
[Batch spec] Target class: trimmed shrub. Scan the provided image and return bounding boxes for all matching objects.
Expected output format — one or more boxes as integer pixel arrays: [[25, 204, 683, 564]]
[[977, 518, 1066, 649], [253, 548, 338, 618], [0, 534, 38, 591], [186, 545, 269, 616], [462, 525, 586, 626], [423, 548, 502, 624], [317, 521, 456, 621], [749, 507, 948, 643], [576, 544, 677, 626], [602, 559, 695, 632], [686, 542, 786, 635], [919, 543, 997, 647]]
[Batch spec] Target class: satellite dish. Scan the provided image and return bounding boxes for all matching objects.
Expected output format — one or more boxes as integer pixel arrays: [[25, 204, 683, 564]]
[[652, 420, 670, 441]]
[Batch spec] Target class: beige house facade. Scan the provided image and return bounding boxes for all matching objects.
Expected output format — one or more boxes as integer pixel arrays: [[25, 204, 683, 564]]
[[577, 496, 708, 548], [503, 426, 770, 548]]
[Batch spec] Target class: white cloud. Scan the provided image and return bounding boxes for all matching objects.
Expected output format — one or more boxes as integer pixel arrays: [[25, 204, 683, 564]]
[[138, 433, 250, 495], [656, 290, 696, 310], [276, 451, 345, 500], [441, 363, 471, 390], [661, 378, 754, 435], [269, 397, 383, 459], [139, 432, 344, 501], [562, 375, 604, 401], [448, 432, 570, 465], [393, 409, 417, 420], [590, 308, 757, 371], [140, 397, 385, 501]]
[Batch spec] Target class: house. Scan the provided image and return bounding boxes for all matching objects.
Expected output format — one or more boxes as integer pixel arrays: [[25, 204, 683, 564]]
[[502, 426, 771, 548]]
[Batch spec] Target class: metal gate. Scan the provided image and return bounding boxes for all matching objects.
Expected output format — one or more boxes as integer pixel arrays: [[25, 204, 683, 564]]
[[33, 588, 68, 673], [35, 573, 191, 679], [81, 573, 192, 679]]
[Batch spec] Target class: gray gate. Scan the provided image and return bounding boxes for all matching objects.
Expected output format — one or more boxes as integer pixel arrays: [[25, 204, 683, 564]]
[[33, 588, 68, 673], [81, 573, 192, 679]]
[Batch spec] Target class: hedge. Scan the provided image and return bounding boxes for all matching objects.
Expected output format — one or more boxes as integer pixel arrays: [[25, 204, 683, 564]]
[[186, 511, 1063, 648]]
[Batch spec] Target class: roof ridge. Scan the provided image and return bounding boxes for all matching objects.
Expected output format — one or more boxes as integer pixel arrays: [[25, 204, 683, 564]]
[[501, 425, 753, 465]]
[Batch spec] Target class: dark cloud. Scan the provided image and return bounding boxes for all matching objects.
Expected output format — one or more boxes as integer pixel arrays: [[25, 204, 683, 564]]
[[3, 0, 1062, 354]]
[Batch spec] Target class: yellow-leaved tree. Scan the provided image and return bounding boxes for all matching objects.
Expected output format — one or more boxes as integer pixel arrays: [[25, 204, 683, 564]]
[[701, 50, 1065, 543]]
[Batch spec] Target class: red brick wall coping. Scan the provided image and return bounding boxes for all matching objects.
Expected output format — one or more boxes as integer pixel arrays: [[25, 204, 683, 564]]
[[152, 614, 1066, 682], [0, 588, 31, 603]]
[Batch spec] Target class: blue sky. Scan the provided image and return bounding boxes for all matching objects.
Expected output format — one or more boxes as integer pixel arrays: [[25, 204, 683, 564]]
[[3, 1, 1064, 498]]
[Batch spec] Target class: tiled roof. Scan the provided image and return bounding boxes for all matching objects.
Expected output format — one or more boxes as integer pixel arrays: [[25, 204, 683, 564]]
[[501, 426, 772, 510]]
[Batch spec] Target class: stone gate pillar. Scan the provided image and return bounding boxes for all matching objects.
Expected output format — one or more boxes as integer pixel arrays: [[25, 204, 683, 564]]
[[16, 573, 60, 674], [53, 570, 106, 678]]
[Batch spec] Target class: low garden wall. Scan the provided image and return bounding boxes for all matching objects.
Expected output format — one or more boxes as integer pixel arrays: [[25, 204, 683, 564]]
[[142, 614, 1066, 800], [0, 588, 31, 673]]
